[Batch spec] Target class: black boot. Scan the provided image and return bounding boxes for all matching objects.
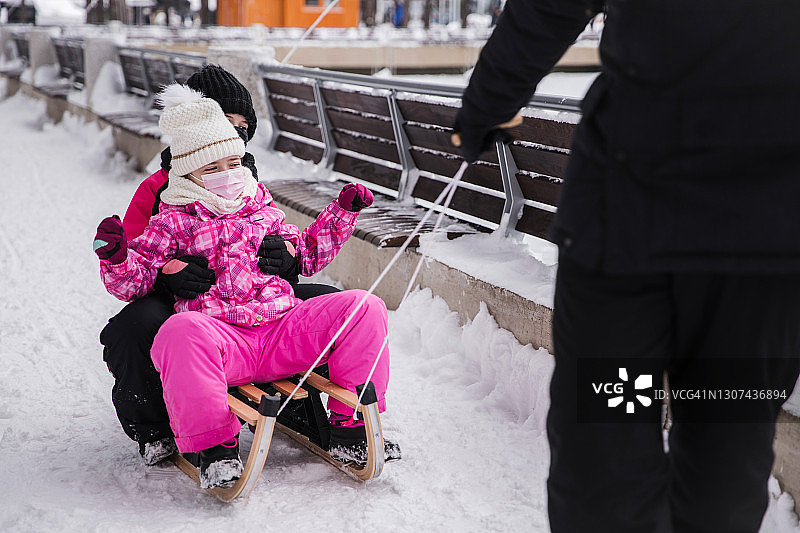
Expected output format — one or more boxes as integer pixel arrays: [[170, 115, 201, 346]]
[[328, 420, 401, 466], [139, 437, 177, 466], [198, 437, 243, 489]]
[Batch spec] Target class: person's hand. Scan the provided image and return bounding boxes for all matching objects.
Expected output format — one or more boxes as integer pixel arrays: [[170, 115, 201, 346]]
[[257, 235, 299, 283], [451, 113, 523, 163], [338, 183, 374, 212], [93, 215, 127, 264], [156, 255, 215, 299]]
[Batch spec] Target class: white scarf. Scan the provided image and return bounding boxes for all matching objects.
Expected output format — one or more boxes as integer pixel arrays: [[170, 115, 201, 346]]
[[161, 167, 258, 215]]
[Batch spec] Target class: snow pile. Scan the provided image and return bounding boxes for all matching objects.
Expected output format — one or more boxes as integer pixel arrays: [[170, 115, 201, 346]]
[[392, 289, 553, 428], [419, 231, 557, 307]]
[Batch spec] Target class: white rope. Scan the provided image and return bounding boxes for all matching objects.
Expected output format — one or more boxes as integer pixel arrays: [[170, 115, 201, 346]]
[[276, 161, 469, 416], [349, 164, 465, 417], [280, 0, 341, 65]]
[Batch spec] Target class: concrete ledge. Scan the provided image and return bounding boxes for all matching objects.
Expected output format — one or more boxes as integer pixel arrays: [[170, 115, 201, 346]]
[[276, 201, 554, 352], [773, 410, 800, 516]]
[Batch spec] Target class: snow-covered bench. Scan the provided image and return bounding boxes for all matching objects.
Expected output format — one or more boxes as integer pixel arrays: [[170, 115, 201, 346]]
[[99, 46, 206, 139], [0, 29, 29, 78], [33, 37, 84, 98], [257, 63, 580, 248]]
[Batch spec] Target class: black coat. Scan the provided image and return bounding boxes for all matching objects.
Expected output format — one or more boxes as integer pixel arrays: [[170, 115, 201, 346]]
[[458, 0, 800, 273]]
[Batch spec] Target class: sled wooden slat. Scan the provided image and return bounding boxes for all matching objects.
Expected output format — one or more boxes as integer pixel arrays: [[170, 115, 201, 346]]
[[304, 373, 363, 411], [227, 395, 259, 426], [238, 381, 309, 402]]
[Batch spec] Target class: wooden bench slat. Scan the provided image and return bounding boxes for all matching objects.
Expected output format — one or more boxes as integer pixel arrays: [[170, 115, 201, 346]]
[[143, 57, 173, 95], [510, 143, 570, 179], [333, 130, 400, 164], [332, 153, 402, 192], [515, 116, 577, 151], [516, 205, 557, 240], [404, 123, 500, 165], [321, 87, 390, 116], [517, 173, 562, 207], [410, 149, 504, 192], [396, 98, 459, 128], [265, 77, 315, 102], [412, 176, 505, 225], [118, 52, 149, 96], [270, 95, 319, 123], [327, 108, 395, 141], [275, 115, 323, 142], [274, 135, 324, 164]]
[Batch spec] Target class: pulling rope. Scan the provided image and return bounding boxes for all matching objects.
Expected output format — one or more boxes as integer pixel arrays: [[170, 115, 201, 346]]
[[276, 161, 470, 416], [280, 0, 341, 65], [349, 166, 464, 416]]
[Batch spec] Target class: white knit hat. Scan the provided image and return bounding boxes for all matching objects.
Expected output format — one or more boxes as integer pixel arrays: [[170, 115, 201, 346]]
[[157, 83, 246, 177]]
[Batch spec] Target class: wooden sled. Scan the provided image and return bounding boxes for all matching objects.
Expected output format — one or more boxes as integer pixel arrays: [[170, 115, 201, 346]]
[[170, 373, 385, 501]]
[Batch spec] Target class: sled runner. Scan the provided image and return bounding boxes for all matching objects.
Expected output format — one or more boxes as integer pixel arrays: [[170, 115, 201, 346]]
[[170, 373, 385, 501]]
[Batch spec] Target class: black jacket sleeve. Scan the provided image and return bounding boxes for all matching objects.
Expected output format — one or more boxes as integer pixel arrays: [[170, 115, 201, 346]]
[[455, 0, 601, 161]]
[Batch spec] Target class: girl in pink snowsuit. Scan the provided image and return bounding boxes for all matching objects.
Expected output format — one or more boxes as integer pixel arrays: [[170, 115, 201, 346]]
[[94, 84, 391, 488]]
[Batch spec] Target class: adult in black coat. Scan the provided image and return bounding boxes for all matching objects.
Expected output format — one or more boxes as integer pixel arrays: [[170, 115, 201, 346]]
[[455, 1, 800, 531]]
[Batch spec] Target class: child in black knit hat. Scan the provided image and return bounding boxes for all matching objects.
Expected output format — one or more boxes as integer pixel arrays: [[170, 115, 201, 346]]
[[99, 64, 339, 466]]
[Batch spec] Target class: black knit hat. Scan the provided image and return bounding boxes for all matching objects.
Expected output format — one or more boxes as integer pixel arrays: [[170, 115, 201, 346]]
[[186, 64, 257, 140]]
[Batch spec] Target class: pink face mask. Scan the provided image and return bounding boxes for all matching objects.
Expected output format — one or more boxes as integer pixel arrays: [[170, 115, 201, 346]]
[[196, 168, 246, 200]]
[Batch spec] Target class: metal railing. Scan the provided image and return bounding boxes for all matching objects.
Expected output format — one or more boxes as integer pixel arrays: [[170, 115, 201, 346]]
[[256, 63, 582, 238]]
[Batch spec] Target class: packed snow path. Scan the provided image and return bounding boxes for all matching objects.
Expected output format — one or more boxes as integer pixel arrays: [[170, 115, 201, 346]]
[[0, 90, 797, 532]]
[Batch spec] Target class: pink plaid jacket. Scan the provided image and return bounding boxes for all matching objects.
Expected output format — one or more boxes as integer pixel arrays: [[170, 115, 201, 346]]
[[100, 183, 359, 326]]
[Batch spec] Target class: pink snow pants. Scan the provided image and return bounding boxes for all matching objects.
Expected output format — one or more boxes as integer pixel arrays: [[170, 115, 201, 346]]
[[151, 290, 389, 453]]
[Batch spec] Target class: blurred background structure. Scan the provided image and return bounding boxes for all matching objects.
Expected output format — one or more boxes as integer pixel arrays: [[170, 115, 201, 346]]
[[0, 0, 565, 29]]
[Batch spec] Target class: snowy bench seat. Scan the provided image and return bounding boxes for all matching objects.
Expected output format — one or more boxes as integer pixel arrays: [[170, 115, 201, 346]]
[[266, 179, 476, 247]]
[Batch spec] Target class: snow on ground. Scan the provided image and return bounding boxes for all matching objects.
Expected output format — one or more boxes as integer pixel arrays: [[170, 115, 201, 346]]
[[0, 89, 798, 532]]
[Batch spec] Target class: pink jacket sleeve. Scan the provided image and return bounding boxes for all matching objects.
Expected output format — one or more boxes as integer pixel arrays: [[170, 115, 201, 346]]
[[279, 200, 359, 277], [100, 211, 179, 302], [123, 168, 169, 241]]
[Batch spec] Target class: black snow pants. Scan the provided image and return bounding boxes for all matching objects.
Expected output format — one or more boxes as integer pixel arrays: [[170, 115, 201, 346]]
[[547, 255, 800, 533], [100, 283, 341, 445]]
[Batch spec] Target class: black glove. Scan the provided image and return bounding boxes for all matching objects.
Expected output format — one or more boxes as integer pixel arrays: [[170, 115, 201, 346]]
[[257, 235, 299, 284], [451, 112, 522, 163], [155, 255, 215, 299]]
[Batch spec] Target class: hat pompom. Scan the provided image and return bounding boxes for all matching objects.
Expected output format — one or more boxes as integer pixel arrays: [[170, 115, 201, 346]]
[[156, 83, 205, 110]]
